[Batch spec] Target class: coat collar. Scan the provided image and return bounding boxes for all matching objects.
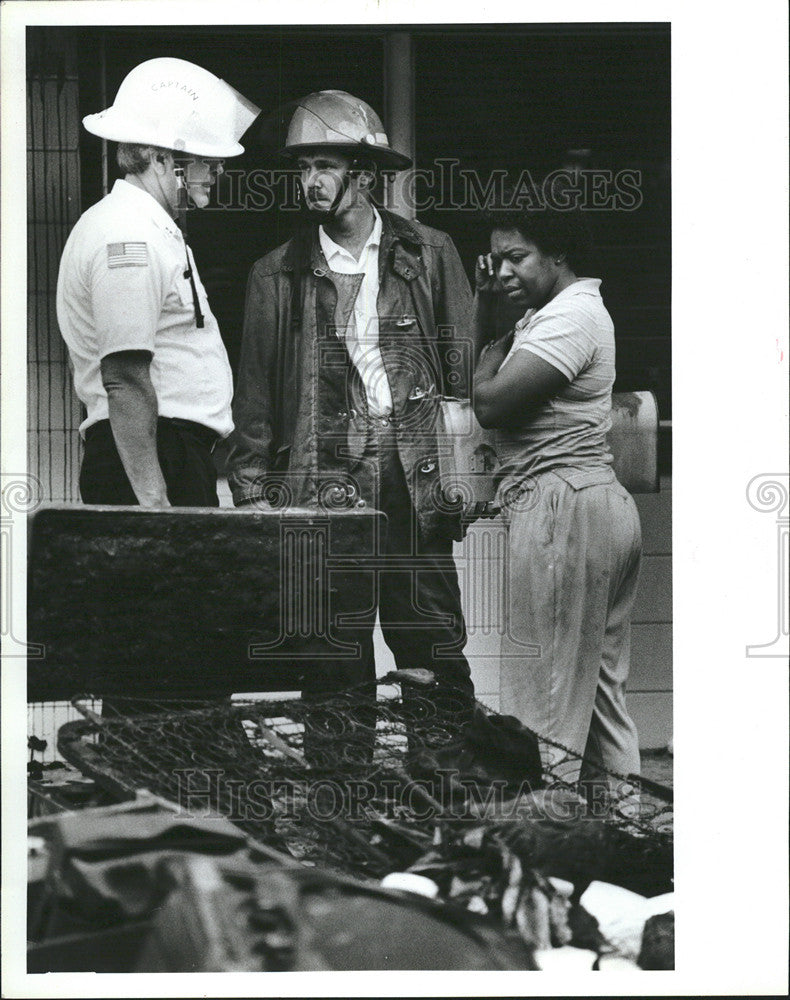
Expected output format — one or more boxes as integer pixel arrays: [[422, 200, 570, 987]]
[[282, 207, 425, 279], [381, 210, 425, 281]]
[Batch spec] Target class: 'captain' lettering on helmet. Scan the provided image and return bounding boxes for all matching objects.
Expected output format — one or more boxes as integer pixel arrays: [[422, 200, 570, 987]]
[[151, 80, 199, 101]]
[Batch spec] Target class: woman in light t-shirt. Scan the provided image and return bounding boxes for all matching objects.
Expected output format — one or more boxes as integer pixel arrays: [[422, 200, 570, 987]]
[[472, 206, 642, 802]]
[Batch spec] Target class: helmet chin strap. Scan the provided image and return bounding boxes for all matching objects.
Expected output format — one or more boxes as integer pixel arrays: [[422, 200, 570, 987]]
[[173, 163, 190, 232], [298, 166, 352, 224]]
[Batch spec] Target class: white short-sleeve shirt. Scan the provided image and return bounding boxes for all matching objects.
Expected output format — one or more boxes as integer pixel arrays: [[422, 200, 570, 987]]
[[56, 179, 234, 437]]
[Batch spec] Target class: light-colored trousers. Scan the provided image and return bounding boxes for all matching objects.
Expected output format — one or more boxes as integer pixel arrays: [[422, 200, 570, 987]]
[[500, 470, 642, 788]]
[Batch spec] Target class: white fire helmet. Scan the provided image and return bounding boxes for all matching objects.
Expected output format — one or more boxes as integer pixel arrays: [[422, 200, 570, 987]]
[[284, 90, 412, 171], [82, 57, 260, 158]]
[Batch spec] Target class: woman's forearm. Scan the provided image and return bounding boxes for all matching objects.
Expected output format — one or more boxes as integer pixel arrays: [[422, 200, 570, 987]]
[[472, 334, 512, 427], [472, 291, 498, 360]]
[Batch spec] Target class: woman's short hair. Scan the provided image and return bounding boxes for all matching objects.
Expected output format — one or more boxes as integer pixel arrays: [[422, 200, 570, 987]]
[[116, 143, 170, 175], [484, 199, 593, 273]]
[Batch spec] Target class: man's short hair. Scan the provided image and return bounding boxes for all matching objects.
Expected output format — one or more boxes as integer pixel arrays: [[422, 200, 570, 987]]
[[116, 143, 170, 175]]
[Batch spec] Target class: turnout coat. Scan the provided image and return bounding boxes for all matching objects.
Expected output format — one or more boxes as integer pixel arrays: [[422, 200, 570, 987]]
[[227, 209, 474, 542]]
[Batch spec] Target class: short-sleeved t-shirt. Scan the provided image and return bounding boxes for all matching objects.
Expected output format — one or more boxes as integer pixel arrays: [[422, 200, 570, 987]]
[[494, 278, 615, 492], [56, 179, 233, 437]]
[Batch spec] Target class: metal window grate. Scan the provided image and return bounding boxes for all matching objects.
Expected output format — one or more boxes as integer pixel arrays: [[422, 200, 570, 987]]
[[27, 31, 84, 502], [27, 698, 102, 764]]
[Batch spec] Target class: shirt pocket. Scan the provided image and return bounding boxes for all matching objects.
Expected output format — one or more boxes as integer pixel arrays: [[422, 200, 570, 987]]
[[160, 254, 195, 313], [174, 271, 197, 310]]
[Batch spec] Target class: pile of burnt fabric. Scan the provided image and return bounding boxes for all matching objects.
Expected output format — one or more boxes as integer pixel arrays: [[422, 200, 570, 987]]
[[405, 703, 671, 834], [394, 707, 674, 969], [28, 794, 536, 972], [403, 816, 674, 970], [406, 704, 545, 799]]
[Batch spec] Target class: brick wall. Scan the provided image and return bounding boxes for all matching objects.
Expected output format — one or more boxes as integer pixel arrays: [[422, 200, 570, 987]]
[[627, 478, 673, 746]]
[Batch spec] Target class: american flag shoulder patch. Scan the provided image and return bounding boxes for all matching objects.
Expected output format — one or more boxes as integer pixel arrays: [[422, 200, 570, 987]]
[[107, 242, 148, 268]]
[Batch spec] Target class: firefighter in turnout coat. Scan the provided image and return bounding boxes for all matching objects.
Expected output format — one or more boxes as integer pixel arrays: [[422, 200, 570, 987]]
[[228, 90, 476, 721]]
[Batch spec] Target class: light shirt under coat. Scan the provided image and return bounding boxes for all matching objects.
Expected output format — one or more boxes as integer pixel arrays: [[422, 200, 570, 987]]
[[318, 207, 393, 417]]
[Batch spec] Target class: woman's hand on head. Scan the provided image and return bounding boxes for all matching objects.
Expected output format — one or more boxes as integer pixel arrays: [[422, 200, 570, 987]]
[[475, 253, 503, 295]]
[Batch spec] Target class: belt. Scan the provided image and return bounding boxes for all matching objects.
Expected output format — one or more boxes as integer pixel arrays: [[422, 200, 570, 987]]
[[85, 417, 219, 452], [166, 418, 220, 451]]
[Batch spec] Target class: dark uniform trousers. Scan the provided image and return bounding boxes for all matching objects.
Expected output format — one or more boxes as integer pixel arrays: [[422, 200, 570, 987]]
[[80, 417, 220, 507], [302, 418, 475, 763]]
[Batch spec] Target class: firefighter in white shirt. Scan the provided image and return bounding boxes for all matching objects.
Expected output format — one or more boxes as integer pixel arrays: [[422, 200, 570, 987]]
[[57, 58, 259, 506]]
